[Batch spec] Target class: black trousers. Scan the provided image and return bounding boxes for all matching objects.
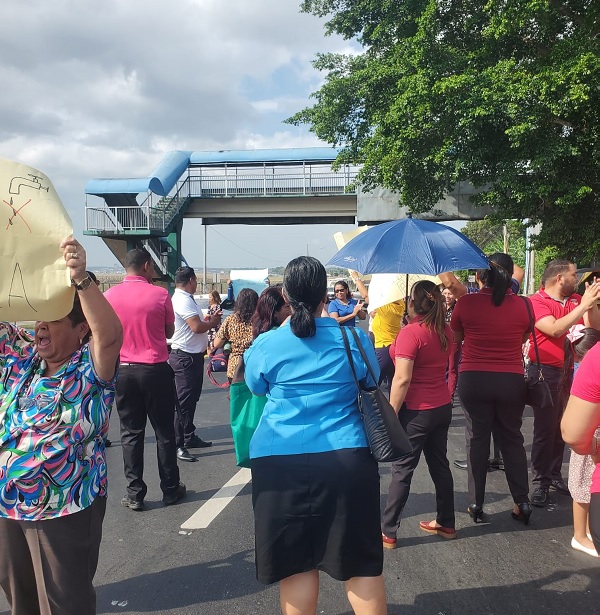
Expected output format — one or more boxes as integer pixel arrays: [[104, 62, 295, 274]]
[[529, 363, 571, 488], [381, 403, 455, 537], [374, 345, 394, 390], [168, 349, 206, 448], [459, 371, 529, 506], [116, 362, 180, 501]]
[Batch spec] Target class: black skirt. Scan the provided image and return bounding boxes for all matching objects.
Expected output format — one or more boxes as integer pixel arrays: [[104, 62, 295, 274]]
[[251, 448, 383, 585]]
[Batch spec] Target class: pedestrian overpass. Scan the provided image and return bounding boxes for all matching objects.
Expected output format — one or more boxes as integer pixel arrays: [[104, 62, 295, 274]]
[[84, 147, 491, 282]]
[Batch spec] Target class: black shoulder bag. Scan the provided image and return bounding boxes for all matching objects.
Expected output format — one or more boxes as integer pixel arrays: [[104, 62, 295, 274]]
[[522, 296, 554, 410], [340, 327, 412, 462]]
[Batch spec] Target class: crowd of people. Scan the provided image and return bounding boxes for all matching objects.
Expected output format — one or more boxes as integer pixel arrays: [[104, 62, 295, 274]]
[[1, 238, 599, 615]]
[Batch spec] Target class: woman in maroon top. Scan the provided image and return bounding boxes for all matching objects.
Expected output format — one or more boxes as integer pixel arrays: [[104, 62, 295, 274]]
[[381, 281, 455, 548], [451, 253, 532, 524]]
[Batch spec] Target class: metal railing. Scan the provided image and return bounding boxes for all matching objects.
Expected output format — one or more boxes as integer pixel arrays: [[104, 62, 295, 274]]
[[86, 205, 158, 233], [187, 171, 358, 197], [142, 237, 168, 275]]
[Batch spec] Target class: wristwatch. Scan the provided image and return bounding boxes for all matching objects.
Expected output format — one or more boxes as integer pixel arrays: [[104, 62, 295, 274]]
[[71, 274, 93, 291]]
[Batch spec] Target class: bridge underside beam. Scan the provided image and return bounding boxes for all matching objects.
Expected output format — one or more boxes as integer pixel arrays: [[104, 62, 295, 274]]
[[201, 215, 356, 225], [184, 195, 357, 226]]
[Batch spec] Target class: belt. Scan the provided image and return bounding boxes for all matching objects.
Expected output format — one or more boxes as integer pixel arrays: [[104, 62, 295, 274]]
[[171, 348, 206, 356], [120, 362, 164, 366]]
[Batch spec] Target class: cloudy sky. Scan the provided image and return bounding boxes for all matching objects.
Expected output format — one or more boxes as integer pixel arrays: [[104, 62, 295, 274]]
[[0, 0, 368, 270]]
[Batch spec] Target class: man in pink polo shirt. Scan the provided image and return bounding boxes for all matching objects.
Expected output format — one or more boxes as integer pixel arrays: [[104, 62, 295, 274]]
[[528, 259, 600, 507], [105, 248, 185, 511]]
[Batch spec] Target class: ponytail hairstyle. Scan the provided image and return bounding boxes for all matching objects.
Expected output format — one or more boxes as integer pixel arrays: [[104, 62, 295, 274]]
[[410, 280, 449, 351], [283, 256, 327, 338], [251, 286, 286, 339], [477, 252, 514, 306]]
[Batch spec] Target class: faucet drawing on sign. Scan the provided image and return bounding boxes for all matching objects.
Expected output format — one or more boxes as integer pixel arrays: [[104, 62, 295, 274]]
[[9, 174, 50, 195]]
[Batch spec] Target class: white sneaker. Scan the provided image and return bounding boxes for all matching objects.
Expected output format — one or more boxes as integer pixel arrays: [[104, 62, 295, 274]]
[[571, 536, 599, 558]]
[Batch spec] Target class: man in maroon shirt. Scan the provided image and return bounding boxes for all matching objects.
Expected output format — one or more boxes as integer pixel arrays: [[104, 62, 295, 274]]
[[528, 260, 600, 507]]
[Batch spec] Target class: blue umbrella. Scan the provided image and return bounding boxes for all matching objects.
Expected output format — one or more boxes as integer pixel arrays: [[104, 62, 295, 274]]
[[327, 218, 489, 275]]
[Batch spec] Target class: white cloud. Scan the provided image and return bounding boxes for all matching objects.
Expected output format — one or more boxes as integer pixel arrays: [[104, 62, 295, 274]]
[[0, 0, 360, 266]]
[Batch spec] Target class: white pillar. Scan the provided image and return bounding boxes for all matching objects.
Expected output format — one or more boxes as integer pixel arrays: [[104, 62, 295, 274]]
[[203, 223, 208, 293]]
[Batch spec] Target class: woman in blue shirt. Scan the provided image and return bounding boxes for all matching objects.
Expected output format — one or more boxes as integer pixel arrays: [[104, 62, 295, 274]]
[[328, 279, 367, 327], [244, 256, 387, 615]]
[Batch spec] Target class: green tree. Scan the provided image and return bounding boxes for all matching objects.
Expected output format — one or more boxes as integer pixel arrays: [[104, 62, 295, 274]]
[[461, 218, 559, 288], [462, 220, 526, 268], [289, 1, 600, 265]]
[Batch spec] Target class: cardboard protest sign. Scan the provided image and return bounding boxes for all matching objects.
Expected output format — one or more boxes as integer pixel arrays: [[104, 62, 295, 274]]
[[0, 159, 74, 321]]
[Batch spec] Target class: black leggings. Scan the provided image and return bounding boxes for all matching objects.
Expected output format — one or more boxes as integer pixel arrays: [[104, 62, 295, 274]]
[[381, 403, 455, 536], [458, 371, 529, 506]]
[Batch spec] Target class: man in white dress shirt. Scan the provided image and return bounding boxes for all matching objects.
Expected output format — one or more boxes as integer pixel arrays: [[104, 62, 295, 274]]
[[168, 267, 221, 461]]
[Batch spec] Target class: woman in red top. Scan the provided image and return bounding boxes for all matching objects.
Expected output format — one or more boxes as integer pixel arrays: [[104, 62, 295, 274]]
[[561, 342, 600, 554], [381, 281, 455, 548], [450, 253, 531, 524]]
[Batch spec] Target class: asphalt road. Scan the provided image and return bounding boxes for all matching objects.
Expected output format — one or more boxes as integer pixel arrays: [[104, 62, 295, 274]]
[[2, 381, 599, 614]]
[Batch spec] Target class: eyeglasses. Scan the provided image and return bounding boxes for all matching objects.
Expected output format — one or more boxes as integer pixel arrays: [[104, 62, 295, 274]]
[[334, 289, 346, 293]]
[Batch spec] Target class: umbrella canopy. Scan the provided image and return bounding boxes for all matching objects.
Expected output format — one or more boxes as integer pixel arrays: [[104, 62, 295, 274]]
[[327, 218, 489, 275]]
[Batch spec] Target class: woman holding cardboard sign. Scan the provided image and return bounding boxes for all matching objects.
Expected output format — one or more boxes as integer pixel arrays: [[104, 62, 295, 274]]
[[0, 237, 122, 615]]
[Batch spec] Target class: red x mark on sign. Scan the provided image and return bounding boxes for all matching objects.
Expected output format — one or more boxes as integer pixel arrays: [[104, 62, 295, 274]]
[[3, 197, 32, 233]]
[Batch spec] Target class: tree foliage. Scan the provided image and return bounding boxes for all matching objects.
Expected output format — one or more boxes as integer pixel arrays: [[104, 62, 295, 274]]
[[461, 218, 558, 287], [462, 220, 526, 268], [289, 1, 600, 264]]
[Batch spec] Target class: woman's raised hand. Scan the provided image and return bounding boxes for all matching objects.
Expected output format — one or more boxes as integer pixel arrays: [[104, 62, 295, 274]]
[[60, 237, 87, 283]]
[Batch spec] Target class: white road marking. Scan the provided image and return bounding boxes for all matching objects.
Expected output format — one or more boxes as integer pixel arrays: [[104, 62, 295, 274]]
[[181, 467, 252, 530]]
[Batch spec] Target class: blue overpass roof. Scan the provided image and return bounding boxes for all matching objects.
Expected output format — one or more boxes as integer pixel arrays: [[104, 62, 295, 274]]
[[85, 147, 342, 197], [189, 147, 341, 165]]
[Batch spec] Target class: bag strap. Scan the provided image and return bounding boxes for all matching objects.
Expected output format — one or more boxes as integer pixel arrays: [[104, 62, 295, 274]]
[[340, 327, 362, 392], [348, 327, 379, 387], [521, 295, 544, 379], [206, 360, 230, 389]]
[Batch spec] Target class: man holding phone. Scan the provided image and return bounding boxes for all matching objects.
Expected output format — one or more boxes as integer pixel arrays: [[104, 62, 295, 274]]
[[528, 260, 600, 507]]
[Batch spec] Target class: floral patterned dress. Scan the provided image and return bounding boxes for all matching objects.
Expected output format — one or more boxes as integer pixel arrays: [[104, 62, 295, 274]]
[[0, 323, 116, 521]]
